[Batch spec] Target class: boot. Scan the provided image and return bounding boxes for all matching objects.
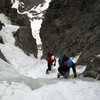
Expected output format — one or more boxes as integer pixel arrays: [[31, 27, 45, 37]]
[[46, 71, 49, 74], [57, 74, 60, 78]]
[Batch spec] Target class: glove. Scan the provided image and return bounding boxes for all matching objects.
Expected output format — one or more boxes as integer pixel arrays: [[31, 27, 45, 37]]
[[54, 64, 56, 66], [52, 60, 54, 62]]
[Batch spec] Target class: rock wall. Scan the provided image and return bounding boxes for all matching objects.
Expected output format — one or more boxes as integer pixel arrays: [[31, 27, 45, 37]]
[[40, 0, 100, 79], [0, 50, 7, 62], [0, 0, 12, 15], [9, 8, 30, 27], [0, 21, 6, 61], [0, 0, 37, 58], [40, 0, 100, 62], [0, 35, 6, 61], [14, 27, 37, 57], [18, 0, 45, 12], [0, 21, 4, 30], [84, 56, 100, 80], [9, 8, 37, 57]]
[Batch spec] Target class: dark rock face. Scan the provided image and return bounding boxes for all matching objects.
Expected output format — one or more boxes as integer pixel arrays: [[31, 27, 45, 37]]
[[40, 0, 100, 61], [8, 8, 37, 57], [0, 21, 4, 30], [18, 0, 45, 12], [0, 0, 37, 58], [0, 49, 7, 62], [0, 36, 4, 44], [0, 22, 6, 61], [40, 0, 100, 79], [84, 56, 100, 80], [9, 8, 30, 27], [14, 27, 37, 57], [0, 0, 12, 15]]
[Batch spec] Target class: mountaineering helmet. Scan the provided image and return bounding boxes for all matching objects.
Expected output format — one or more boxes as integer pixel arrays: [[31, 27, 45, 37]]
[[51, 55, 55, 60]]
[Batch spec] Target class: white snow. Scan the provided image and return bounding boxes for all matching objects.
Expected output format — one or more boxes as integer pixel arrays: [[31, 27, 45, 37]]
[[0, 14, 11, 24], [0, 13, 19, 45], [0, 77, 100, 100], [0, 1, 100, 100], [97, 54, 100, 57], [12, 0, 19, 9], [30, 20, 42, 45], [0, 40, 100, 100], [71, 54, 81, 63], [0, 25, 19, 45], [29, 0, 51, 45], [31, 0, 51, 13], [11, 0, 51, 45]]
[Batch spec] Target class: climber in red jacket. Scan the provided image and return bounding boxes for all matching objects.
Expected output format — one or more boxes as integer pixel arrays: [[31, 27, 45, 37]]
[[46, 52, 56, 74]]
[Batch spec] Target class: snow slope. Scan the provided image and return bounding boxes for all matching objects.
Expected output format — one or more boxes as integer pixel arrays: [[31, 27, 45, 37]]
[[0, 1, 100, 100]]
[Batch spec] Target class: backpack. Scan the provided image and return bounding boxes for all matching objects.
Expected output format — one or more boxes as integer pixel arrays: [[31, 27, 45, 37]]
[[66, 59, 73, 67], [58, 54, 69, 67]]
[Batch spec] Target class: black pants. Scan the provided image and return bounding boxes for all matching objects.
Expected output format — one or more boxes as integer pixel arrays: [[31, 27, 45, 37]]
[[58, 66, 70, 75], [46, 62, 52, 73]]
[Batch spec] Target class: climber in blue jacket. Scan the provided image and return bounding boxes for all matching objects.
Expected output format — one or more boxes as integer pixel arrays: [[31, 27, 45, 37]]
[[57, 54, 77, 78]]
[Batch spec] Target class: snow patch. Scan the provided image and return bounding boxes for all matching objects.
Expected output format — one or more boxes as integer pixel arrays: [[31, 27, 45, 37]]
[[0, 25, 19, 45], [0, 14, 11, 24], [12, 0, 19, 9], [97, 54, 100, 57]]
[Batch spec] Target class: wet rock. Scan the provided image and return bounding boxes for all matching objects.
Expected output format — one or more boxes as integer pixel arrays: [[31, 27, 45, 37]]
[[40, 0, 100, 62], [0, 21, 4, 30], [84, 56, 100, 80], [14, 27, 37, 57], [0, 0, 12, 15], [0, 49, 7, 62], [18, 0, 45, 12], [9, 8, 30, 27], [0, 36, 4, 44]]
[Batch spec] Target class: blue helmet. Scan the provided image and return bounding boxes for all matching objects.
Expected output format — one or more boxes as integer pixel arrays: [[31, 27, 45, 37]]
[[60, 54, 65, 59], [60, 54, 69, 61]]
